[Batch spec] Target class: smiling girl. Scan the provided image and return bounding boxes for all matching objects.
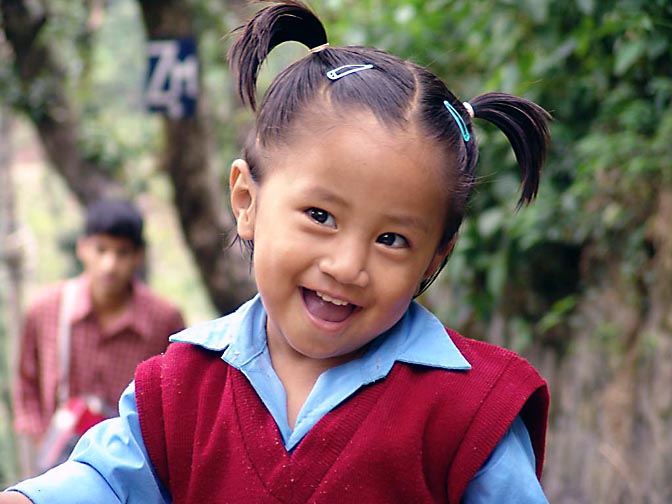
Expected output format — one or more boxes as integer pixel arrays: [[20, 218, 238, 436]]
[[2, 1, 551, 503]]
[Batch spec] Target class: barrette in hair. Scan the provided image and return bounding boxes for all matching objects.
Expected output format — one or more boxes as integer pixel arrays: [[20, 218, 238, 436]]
[[310, 43, 330, 53], [443, 100, 471, 142], [326, 64, 374, 81]]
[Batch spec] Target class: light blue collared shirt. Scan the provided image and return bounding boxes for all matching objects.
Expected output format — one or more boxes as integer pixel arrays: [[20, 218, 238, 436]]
[[7, 295, 548, 503]]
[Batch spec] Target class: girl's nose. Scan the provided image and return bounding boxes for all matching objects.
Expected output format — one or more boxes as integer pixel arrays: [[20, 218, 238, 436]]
[[318, 237, 370, 288]]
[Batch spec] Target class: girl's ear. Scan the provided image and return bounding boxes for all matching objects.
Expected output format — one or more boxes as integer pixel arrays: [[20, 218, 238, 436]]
[[230, 159, 257, 240]]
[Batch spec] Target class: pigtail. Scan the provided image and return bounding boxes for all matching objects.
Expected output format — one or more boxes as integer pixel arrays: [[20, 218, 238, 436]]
[[228, 1, 328, 111], [468, 92, 551, 207]]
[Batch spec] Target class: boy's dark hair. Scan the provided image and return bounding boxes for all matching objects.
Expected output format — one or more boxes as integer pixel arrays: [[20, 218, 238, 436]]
[[84, 198, 145, 249], [228, 0, 551, 292]]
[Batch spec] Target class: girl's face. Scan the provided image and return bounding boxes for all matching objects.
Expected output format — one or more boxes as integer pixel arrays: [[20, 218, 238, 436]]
[[230, 112, 452, 372]]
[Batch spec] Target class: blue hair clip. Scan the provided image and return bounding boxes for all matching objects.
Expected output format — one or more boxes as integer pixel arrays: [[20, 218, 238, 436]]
[[443, 100, 471, 142], [326, 64, 374, 81]]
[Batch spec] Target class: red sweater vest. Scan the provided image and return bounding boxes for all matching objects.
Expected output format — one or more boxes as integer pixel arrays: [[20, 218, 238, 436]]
[[136, 329, 549, 503]]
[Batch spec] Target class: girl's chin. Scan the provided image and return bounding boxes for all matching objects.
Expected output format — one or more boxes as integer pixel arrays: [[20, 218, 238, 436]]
[[295, 345, 365, 367]]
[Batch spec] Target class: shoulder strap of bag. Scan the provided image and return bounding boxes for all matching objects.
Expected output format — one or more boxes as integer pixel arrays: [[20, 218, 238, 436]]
[[57, 280, 77, 405]]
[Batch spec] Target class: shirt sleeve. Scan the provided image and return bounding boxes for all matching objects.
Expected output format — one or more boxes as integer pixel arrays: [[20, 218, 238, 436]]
[[462, 415, 549, 504], [6, 382, 169, 504]]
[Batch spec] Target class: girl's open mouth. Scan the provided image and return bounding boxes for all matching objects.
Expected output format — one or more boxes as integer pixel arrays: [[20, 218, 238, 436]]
[[302, 288, 357, 323]]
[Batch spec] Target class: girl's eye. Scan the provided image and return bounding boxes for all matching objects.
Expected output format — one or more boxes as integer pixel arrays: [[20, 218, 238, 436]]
[[377, 233, 408, 248], [307, 208, 336, 228]]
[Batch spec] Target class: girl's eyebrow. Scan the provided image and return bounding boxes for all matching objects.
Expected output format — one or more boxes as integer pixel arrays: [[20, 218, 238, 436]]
[[384, 213, 429, 234], [306, 186, 348, 207]]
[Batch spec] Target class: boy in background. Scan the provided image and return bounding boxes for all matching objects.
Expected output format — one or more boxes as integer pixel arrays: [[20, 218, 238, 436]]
[[12, 198, 185, 472]]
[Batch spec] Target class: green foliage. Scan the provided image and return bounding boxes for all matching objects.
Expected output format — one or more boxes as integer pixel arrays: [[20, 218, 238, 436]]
[[4, 0, 670, 351], [1, 0, 163, 182], [193, 0, 671, 351], [319, 0, 672, 349], [3, 2, 671, 499], [77, 0, 162, 178]]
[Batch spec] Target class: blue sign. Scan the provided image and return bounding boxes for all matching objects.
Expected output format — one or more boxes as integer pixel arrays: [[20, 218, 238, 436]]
[[146, 38, 198, 119]]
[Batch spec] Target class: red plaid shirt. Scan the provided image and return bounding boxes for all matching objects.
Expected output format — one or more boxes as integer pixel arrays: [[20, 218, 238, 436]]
[[13, 274, 185, 437]]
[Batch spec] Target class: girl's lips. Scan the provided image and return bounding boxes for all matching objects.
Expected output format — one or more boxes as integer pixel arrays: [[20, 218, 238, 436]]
[[302, 288, 356, 324]]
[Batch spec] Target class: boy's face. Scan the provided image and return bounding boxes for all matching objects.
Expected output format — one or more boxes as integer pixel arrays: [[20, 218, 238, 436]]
[[230, 112, 452, 371], [77, 234, 143, 302]]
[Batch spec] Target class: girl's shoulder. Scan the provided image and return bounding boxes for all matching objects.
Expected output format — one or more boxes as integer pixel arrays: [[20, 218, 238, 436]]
[[444, 327, 538, 374]]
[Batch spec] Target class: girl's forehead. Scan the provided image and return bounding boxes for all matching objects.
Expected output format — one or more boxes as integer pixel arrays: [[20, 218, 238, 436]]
[[263, 112, 452, 204], [268, 108, 435, 159], [278, 111, 448, 171]]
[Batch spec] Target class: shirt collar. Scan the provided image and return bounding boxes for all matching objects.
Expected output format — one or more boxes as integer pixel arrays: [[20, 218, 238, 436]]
[[170, 294, 471, 372], [171, 295, 266, 363], [69, 275, 93, 322]]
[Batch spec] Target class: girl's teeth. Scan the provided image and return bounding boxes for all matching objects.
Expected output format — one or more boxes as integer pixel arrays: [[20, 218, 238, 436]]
[[316, 291, 349, 306]]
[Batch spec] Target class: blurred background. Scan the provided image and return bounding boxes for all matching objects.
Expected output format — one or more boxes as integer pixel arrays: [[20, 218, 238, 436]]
[[1, 0, 670, 502]]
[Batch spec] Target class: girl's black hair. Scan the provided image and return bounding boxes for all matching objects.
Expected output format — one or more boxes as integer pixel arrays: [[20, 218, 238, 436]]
[[229, 0, 551, 293]]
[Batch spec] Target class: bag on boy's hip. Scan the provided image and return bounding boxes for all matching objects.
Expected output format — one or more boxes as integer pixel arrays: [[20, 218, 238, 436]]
[[36, 395, 111, 472]]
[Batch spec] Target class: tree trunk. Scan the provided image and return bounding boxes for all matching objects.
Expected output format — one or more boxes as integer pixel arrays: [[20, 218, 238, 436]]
[[2, 0, 255, 315], [138, 0, 255, 314], [0, 0, 122, 205], [0, 106, 27, 481]]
